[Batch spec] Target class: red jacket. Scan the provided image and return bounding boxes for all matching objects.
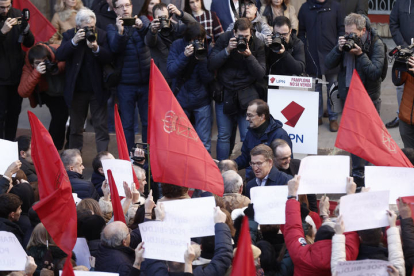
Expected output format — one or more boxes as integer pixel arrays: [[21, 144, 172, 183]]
[[284, 199, 360, 276], [18, 43, 65, 108]]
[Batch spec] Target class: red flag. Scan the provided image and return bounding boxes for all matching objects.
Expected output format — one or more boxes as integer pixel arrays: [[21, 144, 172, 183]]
[[335, 70, 413, 168], [13, 0, 56, 43], [107, 169, 126, 223], [28, 111, 76, 276], [148, 60, 224, 196], [231, 216, 256, 276], [114, 104, 140, 189]]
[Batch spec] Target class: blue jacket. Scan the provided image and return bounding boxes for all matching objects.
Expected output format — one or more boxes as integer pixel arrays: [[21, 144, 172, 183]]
[[167, 39, 214, 110], [235, 116, 292, 180], [67, 171, 100, 201], [245, 166, 293, 199], [106, 25, 151, 85], [95, 244, 135, 276]]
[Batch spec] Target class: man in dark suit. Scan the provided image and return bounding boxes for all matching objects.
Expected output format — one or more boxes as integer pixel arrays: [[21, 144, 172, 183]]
[[337, 0, 368, 16], [56, 8, 113, 153], [245, 144, 292, 199]]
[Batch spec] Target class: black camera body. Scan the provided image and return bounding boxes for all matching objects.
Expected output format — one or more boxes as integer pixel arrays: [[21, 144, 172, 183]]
[[121, 17, 136, 27], [236, 35, 248, 52], [389, 45, 414, 72], [269, 33, 286, 53], [83, 26, 96, 42], [342, 33, 361, 52], [191, 40, 207, 60], [17, 9, 30, 43], [158, 16, 171, 36], [44, 59, 59, 75]]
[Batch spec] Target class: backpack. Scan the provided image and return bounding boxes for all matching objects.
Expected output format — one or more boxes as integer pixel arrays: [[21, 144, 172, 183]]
[[367, 32, 388, 82]]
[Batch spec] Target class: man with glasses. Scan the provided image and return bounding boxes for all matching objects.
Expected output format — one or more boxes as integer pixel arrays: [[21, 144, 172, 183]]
[[234, 99, 291, 181], [0, 0, 34, 141], [244, 144, 292, 199], [266, 16, 305, 77], [107, 0, 151, 151]]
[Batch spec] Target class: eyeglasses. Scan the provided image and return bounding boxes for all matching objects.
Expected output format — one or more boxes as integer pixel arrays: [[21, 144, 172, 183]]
[[246, 113, 258, 119], [116, 3, 132, 9], [0, 4, 11, 10], [276, 32, 290, 38], [249, 160, 268, 168]]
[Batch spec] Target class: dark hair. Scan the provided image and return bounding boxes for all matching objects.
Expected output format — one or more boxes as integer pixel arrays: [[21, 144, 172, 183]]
[[112, 0, 131, 10], [233, 17, 252, 32], [200, 236, 215, 259], [270, 139, 289, 157], [273, 16, 291, 29], [0, 193, 22, 219], [80, 215, 106, 241], [218, 159, 238, 172], [161, 183, 189, 199], [184, 22, 206, 41], [250, 144, 273, 161], [248, 99, 269, 120], [92, 151, 111, 173], [15, 135, 31, 152], [256, 240, 277, 273], [152, 2, 168, 17], [402, 148, 414, 166], [184, 0, 206, 15], [28, 45, 51, 65], [314, 224, 335, 242], [358, 228, 383, 246]]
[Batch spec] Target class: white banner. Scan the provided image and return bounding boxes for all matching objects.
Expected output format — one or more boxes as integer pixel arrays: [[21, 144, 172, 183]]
[[340, 190, 390, 232], [365, 166, 414, 204], [268, 75, 313, 89], [297, 156, 350, 194], [336, 260, 390, 276], [250, 186, 288, 224], [268, 89, 318, 154], [0, 231, 27, 271], [73, 238, 91, 269], [101, 159, 134, 197], [0, 139, 18, 176]]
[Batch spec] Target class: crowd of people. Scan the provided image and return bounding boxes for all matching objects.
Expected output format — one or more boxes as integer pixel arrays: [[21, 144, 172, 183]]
[[2, 0, 414, 275]]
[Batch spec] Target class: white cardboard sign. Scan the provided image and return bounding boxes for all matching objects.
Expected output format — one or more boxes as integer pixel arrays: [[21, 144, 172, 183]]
[[139, 221, 190, 263], [297, 156, 350, 194], [0, 231, 27, 271], [250, 186, 288, 224], [73, 238, 91, 269], [101, 159, 133, 197], [162, 197, 216, 238], [340, 190, 390, 232], [365, 166, 414, 204], [268, 75, 313, 89], [0, 139, 18, 176], [336, 260, 390, 276], [268, 89, 318, 154]]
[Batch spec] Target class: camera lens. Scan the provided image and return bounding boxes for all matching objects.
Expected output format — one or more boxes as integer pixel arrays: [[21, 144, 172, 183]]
[[270, 35, 283, 53], [193, 40, 207, 60], [342, 40, 354, 52], [236, 35, 247, 52]]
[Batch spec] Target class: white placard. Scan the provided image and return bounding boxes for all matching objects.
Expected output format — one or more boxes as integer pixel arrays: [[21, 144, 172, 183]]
[[72, 193, 82, 205], [365, 166, 414, 204], [268, 89, 318, 154], [162, 197, 216, 238], [0, 231, 27, 271], [297, 156, 350, 194], [0, 139, 18, 176], [336, 260, 390, 276], [340, 190, 390, 232], [268, 75, 313, 89], [139, 221, 190, 263], [250, 186, 288, 224], [60, 271, 118, 276], [73, 238, 91, 269], [101, 159, 133, 197]]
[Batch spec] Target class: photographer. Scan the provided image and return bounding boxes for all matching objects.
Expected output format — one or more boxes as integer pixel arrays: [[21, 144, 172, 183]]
[[266, 16, 305, 76], [56, 8, 113, 153], [145, 3, 196, 85], [167, 22, 214, 152], [325, 13, 384, 185], [0, 0, 34, 141], [208, 17, 266, 161], [18, 43, 68, 150]]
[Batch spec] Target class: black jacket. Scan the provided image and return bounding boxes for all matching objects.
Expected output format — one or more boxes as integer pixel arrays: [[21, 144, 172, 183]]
[[93, 1, 116, 30], [0, 8, 34, 85], [55, 28, 113, 108], [19, 157, 37, 183], [91, 171, 105, 197], [0, 176, 10, 194], [298, 0, 344, 76], [336, 0, 368, 16], [390, 0, 414, 47], [401, 218, 414, 275], [0, 217, 24, 246], [267, 34, 306, 76], [357, 244, 388, 261], [95, 244, 135, 276], [67, 171, 100, 200], [88, 239, 101, 257]]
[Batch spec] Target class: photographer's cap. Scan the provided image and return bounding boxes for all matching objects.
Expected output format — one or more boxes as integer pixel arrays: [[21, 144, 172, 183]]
[[244, 0, 256, 5]]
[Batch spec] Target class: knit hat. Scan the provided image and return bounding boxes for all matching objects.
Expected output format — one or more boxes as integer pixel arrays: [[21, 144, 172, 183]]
[[314, 224, 335, 242], [80, 215, 106, 241]]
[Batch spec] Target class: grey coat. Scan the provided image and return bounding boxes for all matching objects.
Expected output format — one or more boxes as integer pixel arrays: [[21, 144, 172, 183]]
[[389, 0, 414, 47]]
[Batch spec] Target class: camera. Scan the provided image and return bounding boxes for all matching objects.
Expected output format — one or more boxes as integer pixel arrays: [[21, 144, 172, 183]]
[[131, 143, 148, 164], [342, 33, 361, 52], [121, 17, 136, 27], [17, 9, 30, 43], [389, 45, 414, 72], [158, 16, 171, 36], [269, 33, 286, 53], [83, 26, 96, 42], [44, 59, 59, 74], [236, 35, 248, 52], [191, 40, 207, 60]]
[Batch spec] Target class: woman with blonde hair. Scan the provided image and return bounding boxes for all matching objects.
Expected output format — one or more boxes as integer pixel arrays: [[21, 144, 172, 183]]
[[49, 0, 84, 44], [260, 0, 298, 33]]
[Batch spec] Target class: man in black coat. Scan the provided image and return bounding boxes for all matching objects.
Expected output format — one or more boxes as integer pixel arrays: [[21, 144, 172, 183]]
[[336, 0, 368, 16], [56, 8, 113, 153], [16, 135, 37, 183], [0, 0, 34, 141], [245, 144, 292, 199], [0, 193, 24, 245]]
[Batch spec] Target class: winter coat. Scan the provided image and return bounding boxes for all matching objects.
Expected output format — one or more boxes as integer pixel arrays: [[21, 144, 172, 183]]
[[260, 3, 299, 31], [67, 171, 100, 201], [298, 0, 344, 76], [19, 157, 38, 182], [336, 0, 368, 16], [106, 25, 150, 86], [390, 0, 414, 47], [88, 239, 101, 257], [91, 171, 105, 197], [49, 11, 77, 44], [95, 244, 135, 276], [93, 1, 116, 30], [325, 19, 384, 101], [167, 38, 214, 110], [210, 0, 235, 31], [0, 176, 10, 194], [245, 166, 293, 199], [208, 31, 266, 92], [226, 12, 272, 44], [401, 218, 414, 275], [55, 28, 113, 108], [18, 43, 65, 108], [0, 8, 35, 86], [27, 245, 75, 276], [284, 199, 360, 276], [0, 217, 24, 246], [392, 68, 414, 125]]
